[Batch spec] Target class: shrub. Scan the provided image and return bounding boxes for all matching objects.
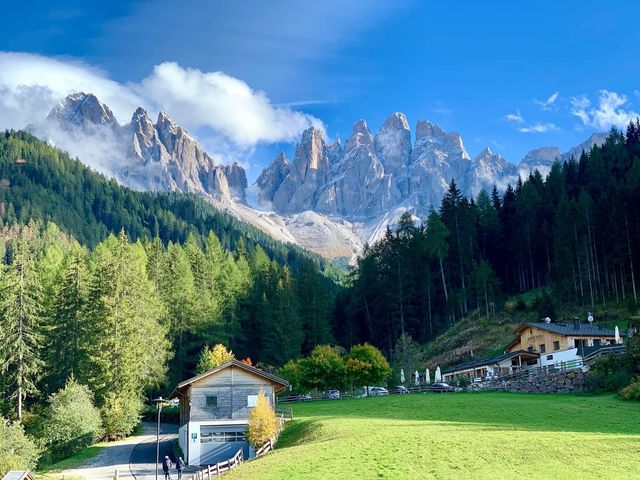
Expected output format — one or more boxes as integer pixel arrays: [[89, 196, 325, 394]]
[[101, 393, 142, 440], [247, 391, 277, 448], [42, 379, 103, 460], [586, 354, 633, 392], [0, 418, 40, 477], [457, 376, 471, 389], [280, 359, 304, 394], [515, 298, 527, 311], [620, 379, 640, 401]]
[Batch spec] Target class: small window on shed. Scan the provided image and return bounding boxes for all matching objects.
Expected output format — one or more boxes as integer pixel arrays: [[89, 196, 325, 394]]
[[546, 355, 554, 360], [247, 395, 258, 408], [539, 344, 546, 353], [206, 395, 218, 408], [553, 341, 560, 351]]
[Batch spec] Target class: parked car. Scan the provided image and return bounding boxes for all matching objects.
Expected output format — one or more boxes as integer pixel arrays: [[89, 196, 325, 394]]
[[396, 385, 410, 394], [427, 382, 455, 393], [324, 389, 341, 399], [294, 393, 312, 401], [367, 386, 389, 396]]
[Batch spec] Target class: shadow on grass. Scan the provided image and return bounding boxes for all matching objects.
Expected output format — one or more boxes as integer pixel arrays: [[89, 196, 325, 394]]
[[284, 392, 640, 436], [37, 444, 105, 475]]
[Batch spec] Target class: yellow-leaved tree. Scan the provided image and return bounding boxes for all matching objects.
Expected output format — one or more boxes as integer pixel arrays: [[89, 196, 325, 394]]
[[247, 391, 277, 448], [196, 344, 235, 374]]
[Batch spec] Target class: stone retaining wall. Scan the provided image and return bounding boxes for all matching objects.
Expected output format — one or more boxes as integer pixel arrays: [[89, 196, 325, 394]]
[[489, 369, 585, 393]]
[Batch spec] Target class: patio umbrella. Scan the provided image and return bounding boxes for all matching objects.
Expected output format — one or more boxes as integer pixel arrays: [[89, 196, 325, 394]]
[[435, 366, 442, 382], [400, 368, 405, 384], [425, 368, 431, 384], [414, 370, 420, 386], [615, 326, 621, 344]]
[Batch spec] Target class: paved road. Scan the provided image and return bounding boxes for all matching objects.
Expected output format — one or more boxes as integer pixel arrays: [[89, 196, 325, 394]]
[[60, 423, 179, 480]]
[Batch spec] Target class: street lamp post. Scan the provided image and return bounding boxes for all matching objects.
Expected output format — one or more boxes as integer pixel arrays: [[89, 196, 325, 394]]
[[152, 397, 165, 480]]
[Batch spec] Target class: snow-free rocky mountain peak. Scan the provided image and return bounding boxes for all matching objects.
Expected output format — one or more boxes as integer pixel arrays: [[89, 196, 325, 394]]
[[43, 92, 247, 202], [35, 93, 606, 259]]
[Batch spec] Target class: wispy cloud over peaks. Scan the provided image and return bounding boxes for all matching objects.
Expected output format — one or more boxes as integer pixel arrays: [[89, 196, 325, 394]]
[[518, 122, 559, 133], [0, 52, 323, 149], [137, 62, 324, 146], [571, 90, 638, 130], [432, 105, 453, 115], [534, 91, 560, 110], [504, 111, 524, 123]]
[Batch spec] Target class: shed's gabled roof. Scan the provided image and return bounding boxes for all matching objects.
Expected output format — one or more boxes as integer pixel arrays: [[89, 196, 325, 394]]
[[171, 359, 289, 397], [444, 350, 539, 374]]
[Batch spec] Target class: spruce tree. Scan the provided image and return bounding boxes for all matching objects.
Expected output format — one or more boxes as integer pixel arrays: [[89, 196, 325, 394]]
[[84, 233, 169, 406], [0, 242, 45, 420], [47, 245, 91, 393]]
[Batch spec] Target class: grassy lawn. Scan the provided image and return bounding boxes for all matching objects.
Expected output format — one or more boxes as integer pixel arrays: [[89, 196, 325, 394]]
[[227, 392, 640, 480], [35, 443, 105, 479]]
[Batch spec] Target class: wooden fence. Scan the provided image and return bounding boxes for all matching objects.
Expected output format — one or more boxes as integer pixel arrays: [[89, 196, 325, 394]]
[[187, 448, 243, 480]]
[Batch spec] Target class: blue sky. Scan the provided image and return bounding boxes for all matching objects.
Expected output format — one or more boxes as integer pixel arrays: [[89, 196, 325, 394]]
[[1, 0, 639, 180]]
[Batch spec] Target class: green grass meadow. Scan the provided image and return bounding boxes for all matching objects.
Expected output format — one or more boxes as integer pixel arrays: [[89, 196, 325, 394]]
[[228, 392, 640, 480]]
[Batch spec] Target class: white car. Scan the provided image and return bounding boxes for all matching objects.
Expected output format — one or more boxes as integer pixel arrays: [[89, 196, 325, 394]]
[[367, 386, 389, 397]]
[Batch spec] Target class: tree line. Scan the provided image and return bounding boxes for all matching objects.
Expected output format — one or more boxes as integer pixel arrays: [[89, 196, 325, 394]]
[[336, 121, 640, 358], [0, 221, 333, 437], [0, 129, 342, 280]]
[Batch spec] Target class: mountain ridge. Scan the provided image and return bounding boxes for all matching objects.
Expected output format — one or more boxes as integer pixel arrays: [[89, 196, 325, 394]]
[[29, 93, 607, 259]]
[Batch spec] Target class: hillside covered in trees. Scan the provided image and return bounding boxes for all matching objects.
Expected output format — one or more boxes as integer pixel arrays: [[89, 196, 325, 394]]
[[0, 223, 334, 431], [336, 121, 640, 356], [0, 130, 340, 278], [0, 131, 336, 447]]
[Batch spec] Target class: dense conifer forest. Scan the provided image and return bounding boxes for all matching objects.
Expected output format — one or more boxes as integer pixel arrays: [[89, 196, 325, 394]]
[[0, 130, 340, 277], [336, 121, 640, 354], [0, 131, 334, 439]]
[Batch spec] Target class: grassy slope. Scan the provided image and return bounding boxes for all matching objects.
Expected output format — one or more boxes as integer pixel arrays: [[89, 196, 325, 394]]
[[228, 393, 639, 480], [35, 444, 105, 479], [422, 313, 517, 368], [423, 289, 636, 368]]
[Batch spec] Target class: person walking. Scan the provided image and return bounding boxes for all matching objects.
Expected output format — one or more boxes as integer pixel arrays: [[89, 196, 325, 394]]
[[176, 456, 185, 480], [162, 455, 173, 480]]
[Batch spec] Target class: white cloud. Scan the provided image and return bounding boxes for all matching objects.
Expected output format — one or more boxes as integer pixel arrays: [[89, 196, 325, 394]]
[[504, 111, 524, 123], [534, 91, 560, 110], [571, 90, 639, 130], [432, 107, 453, 115], [518, 122, 559, 133], [0, 52, 146, 128], [137, 62, 323, 146], [0, 52, 323, 148]]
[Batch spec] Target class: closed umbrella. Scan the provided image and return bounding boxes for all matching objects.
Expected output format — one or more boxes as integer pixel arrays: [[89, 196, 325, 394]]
[[435, 366, 442, 382], [425, 368, 431, 384], [615, 326, 621, 344], [414, 370, 420, 386], [400, 368, 405, 384]]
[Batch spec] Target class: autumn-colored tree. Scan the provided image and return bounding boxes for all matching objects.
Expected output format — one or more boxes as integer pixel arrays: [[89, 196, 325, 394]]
[[196, 344, 235, 374], [246, 391, 277, 448]]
